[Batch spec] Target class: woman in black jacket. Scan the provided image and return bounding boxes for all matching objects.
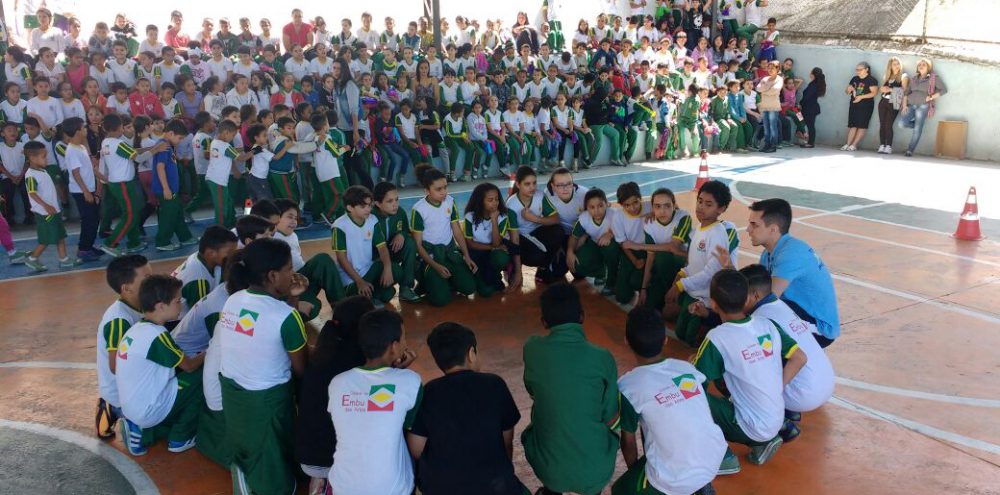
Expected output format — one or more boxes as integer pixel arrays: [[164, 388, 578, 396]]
[[799, 67, 826, 148]]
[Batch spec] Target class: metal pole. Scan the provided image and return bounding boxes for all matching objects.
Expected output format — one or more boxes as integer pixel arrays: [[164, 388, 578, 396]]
[[920, 0, 930, 43], [710, 0, 719, 43], [432, 0, 441, 50]]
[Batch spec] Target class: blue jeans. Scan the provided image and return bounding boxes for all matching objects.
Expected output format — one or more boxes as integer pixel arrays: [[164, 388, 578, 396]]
[[762, 111, 781, 148], [379, 142, 412, 182], [898, 103, 929, 153]]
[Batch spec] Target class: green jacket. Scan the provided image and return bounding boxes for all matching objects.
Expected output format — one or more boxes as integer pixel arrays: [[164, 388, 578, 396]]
[[677, 96, 700, 126], [522, 323, 620, 494], [709, 96, 731, 121]]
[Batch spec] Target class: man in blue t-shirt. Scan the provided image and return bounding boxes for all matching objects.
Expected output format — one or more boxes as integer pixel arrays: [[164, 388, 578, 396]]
[[746, 198, 840, 347], [152, 120, 196, 250]]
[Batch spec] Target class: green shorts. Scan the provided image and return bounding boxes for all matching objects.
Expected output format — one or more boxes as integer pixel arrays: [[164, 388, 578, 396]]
[[35, 212, 67, 245], [45, 165, 64, 184]]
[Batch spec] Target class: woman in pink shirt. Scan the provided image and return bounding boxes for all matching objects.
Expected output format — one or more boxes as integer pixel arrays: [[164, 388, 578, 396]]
[[282, 9, 314, 55]]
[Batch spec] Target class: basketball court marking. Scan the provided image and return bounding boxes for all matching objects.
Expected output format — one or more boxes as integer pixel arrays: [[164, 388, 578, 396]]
[[828, 397, 1000, 457], [0, 361, 97, 370], [834, 377, 1000, 408], [795, 202, 890, 221], [0, 419, 160, 494]]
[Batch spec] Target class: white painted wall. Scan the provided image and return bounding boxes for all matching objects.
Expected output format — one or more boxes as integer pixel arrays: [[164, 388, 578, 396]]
[[777, 43, 1000, 162]]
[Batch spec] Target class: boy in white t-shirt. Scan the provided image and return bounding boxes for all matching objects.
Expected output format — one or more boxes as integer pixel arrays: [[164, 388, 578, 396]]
[[328, 309, 420, 495], [116, 274, 206, 457], [26, 76, 64, 131], [332, 186, 397, 305], [741, 264, 834, 443], [22, 141, 80, 271], [615, 306, 725, 495], [206, 120, 252, 229], [694, 269, 807, 472]]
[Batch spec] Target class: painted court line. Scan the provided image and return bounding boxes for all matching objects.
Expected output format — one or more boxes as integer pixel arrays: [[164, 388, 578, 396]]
[[0, 361, 96, 370], [735, 250, 1000, 326], [836, 377, 1000, 408], [828, 396, 1000, 456], [795, 202, 890, 221], [0, 419, 159, 494]]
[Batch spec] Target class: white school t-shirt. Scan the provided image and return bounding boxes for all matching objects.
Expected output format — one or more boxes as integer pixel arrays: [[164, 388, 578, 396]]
[[250, 148, 274, 179], [172, 251, 224, 318], [217, 289, 307, 391], [64, 143, 95, 193], [97, 299, 143, 406], [333, 214, 385, 286], [572, 208, 617, 240], [101, 137, 137, 183], [171, 283, 230, 356], [410, 195, 459, 246], [612, 201, 653, 244], [207, 138, 239, 186], [26, 96, 64, 129], [618, 359, 727, 495], [0, 141, 25, 178], [327, 366, 422, 495], [463, 211, 515, 244], [546, 184, 589, 234], [115, 322, 182, 428], [24, 168, 59, 215], [505, 191, 554, 236], [192, 132, 213, 175], [679, 220, 739, 301], [753, 298, 835, 412]]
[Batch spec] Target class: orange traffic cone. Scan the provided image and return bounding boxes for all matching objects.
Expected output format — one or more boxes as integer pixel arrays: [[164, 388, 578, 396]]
[[953, 187, 985, 241], [243, 198, 253, 216], [508, 172, 516, 197], [692, 150, 710, 192]]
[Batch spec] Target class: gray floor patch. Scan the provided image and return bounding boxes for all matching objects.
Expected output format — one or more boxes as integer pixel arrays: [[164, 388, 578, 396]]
[[0, 427, 135, 494]]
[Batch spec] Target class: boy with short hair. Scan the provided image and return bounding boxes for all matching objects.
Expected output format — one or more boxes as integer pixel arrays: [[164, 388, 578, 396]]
[[407, 322, 525, 495], [171, 225, 238, 318], [116, 274, 206, 457], [107, 40, 138, 89], [185, 111, 215, 218], [62, 117, 102, 262], [99, 114, 162, 257], [273, 199, 341, 321], [95, 254, 152, 439], [522, 282, 620, 495], [613, 306, 725, 495], [267, 116, 300, 203], [332, 186, 399, 305], [694, 269, 807, 472], [327, 309, 421, 495], [311, 113, 349, 224], [207, 120, 253, 229], [740, 264, 834, 442], [26, 76, 64, 130], [153, 120, 197, 250], [373, 181, 420, 302], [665, 180, 738, 347], [22, 141, 80, 271]]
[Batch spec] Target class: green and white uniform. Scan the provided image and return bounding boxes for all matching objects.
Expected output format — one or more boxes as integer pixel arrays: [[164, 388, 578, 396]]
[[333, 213, 399, 303], [611, 202, 653, 304], [25, 167, 66, 245], [97, 300, 142, 407], [411, 195, 476, 306], [545, 185, 589, 235], [570, 208, 621, 285], [171, 252, 222, 319], [207, 138, 238, 228], [641, 209, 692, 310], [675, 220, 739, 346], [100, 136, 143, 249]]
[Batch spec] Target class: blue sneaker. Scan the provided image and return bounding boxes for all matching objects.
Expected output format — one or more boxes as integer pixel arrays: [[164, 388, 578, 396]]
[[779, 419, 801, 443], [748, 436, 783, 465], [717, 447, 741, 475], [118, 418, 147, 456], [167, 437, 197, 453]]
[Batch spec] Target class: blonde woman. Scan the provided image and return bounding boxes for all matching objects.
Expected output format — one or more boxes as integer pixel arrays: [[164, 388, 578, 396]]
[[876, 57, 908, 154], [899, 58, 947, 157]]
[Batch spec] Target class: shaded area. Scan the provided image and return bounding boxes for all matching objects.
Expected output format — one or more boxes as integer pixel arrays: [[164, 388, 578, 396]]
[[0, 427, 135, 495]]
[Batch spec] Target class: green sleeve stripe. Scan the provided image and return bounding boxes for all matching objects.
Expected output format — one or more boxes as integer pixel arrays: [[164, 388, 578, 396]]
[[156, 333, 184, 368], [333, 228, 347, 251], [25, 176, 37, 194]]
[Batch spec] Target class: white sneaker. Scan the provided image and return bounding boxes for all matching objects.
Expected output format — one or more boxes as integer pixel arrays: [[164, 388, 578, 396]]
[[884, 145, 892, 154], [877, 145, 886, 154], [846, 145, 857, 151], [840, 144, 851, 151]]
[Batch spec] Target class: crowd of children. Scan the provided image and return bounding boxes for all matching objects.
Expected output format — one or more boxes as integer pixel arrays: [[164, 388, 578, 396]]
[[0, 3, 808, 273]]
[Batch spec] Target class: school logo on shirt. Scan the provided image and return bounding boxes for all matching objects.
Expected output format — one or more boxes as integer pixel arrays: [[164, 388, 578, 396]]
[[367, 384, 395, 411], [210, 148, 220, 158], [697, 239, 706, 251], [757, 334, 774, 357], [672, 374, 701, 399], [117, 336, 133, 360], [235, 309, 259, 336], [365, 229, 373, 240], [788, 318, 809, 336]]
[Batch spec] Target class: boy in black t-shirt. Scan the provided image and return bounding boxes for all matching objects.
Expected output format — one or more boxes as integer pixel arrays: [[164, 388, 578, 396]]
[[407, 322, 526, 495]]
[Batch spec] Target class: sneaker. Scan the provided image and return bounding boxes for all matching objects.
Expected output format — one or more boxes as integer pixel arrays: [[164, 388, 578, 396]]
[[25, 258, 47, 272], [99, 244, 123, 258], [119, 418, 148, 456], [126, 243, 148, 254], [319, 213, 333, 227], [180, 237, 199, 246], [79, 250, 103, 263], [8, 251, 28, 264], [904, 150, 913, 157], [885, 145, 893, 155], [58, 257, 83, 269], [846, 145, 857, 151], [748, 436, 783, 465], [167, 437, 197, 453], [877, 145, 886, 154], [840, 144, 851, 151], [779, 419, 801, 443], [599, 286, 614, 296], [785, 409, 802, 422], [399, 286, 422, 303], [717, 448, 741, 475], [156, 243, 181, 252], [183, 211, 194, 224]]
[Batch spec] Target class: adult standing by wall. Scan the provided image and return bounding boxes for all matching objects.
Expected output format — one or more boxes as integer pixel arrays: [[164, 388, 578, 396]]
[[840, 62, 878, 151], [746, 199, 840, 347], [756, 60, 783, 153], [511, 12, 539, 55], [331, 59, 373, 190], [282, 9, 314, 56], [798, 67, 826, 149], [165, 10, 191, 56], [899, 58, 947, 157], [876, 56, 907, 155]]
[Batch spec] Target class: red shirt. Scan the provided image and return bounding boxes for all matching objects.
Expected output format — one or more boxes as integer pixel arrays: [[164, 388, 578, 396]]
[[128, 91, 164, 118], [269, 90, 305, 111], [165, 27, 191, 49], [282, 22, 313, 51]]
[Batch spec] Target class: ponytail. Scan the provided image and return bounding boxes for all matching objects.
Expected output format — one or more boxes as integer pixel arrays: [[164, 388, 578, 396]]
[[224, 249, 251, 294], [313, 295, 376, 366], [511, 165, 536, 197], [227, 239, 291, 291]]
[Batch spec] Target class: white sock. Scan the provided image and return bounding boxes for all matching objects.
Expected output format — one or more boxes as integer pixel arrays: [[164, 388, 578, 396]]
[[60, 256, 70, 262], [6, 249, 15, 256]]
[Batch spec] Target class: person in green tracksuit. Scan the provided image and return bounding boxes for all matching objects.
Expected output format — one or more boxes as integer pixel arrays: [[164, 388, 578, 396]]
[[310, 114, 350, 222], [442, 102, 478, 181], [709, 85, 740, 152], [677, 84, 702, 159], [373, 181, 422, 302], [410, 164, 477, 307], [626, 188, 692, 312], [566, 188, 621, 296], [627, 88, 658, 161], [584, 83, 625, 166], [522, 282, 620, 495]]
